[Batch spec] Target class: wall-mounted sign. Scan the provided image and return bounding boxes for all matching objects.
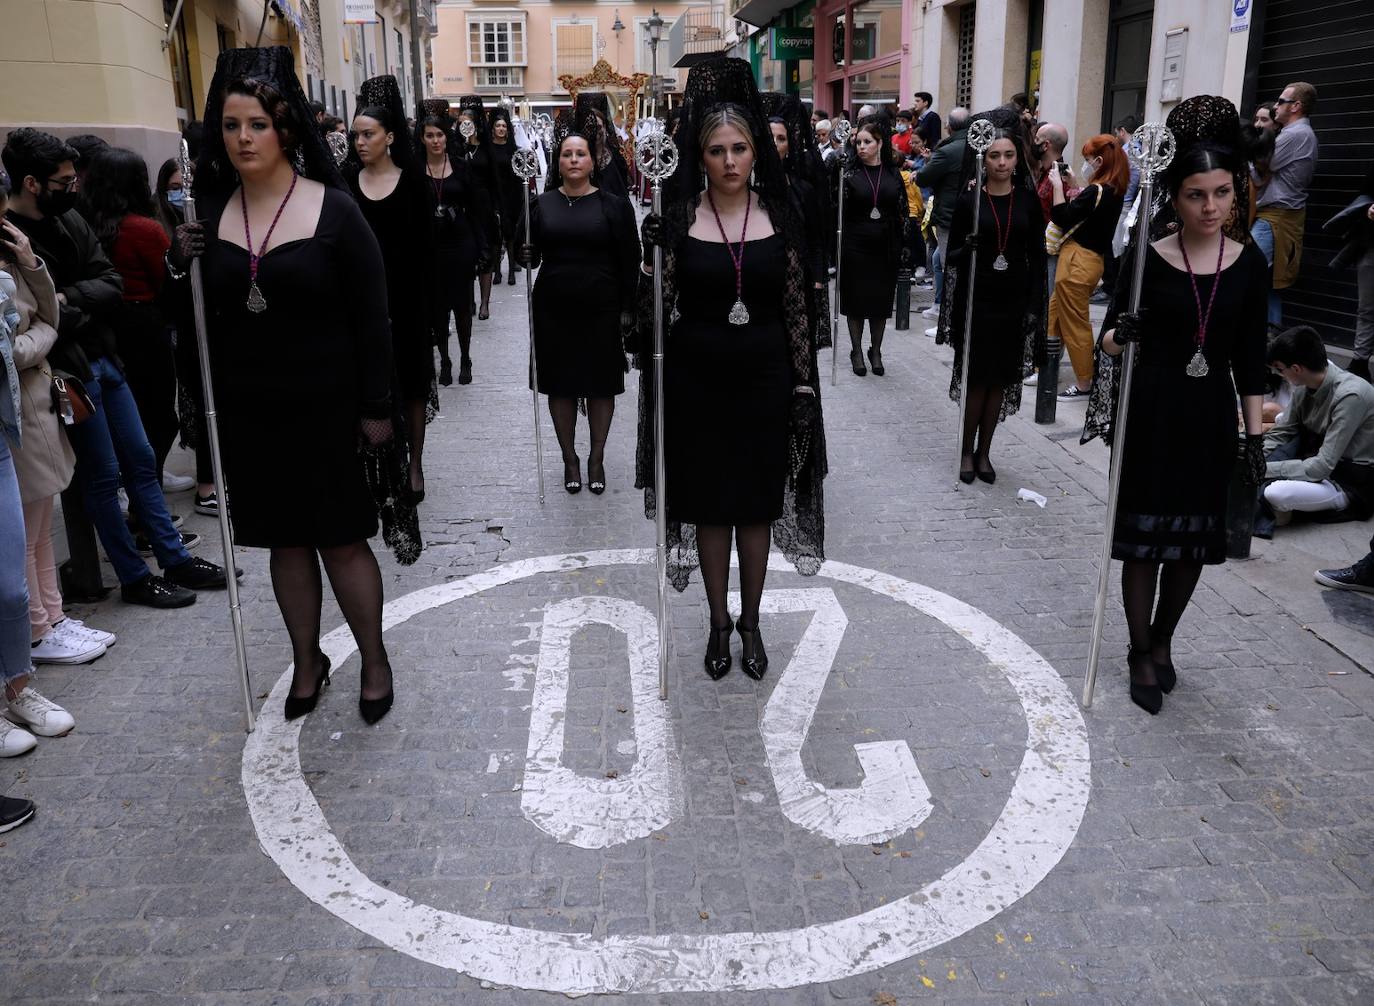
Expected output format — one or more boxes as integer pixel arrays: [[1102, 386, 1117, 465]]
[[770, 26, 814, 61], [1230, 0, 1252, 33], [344, 0, 377, 26]]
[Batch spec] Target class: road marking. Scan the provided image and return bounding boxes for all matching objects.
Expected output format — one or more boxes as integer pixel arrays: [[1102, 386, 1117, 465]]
[[521, 595, 684, 848], [242, 549, 1091, 994]]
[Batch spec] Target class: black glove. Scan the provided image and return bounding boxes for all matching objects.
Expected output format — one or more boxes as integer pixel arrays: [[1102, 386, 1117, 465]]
[[514, 243, 536, 268], [962, 232, 980, 252], [1112, 309, 1147, 345], [1241, 434, 1267, 487], [640, 213, 664, 266], [900, 247, 912, 268], [169, 220, 205, 271]]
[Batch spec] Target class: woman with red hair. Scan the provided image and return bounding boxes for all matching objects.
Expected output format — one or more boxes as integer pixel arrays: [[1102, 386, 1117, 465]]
[[1048, 134, 1128, 398]]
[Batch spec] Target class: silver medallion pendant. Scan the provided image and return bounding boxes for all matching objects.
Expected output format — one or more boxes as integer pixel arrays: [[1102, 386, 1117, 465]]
[[246, 281, 267, 314], [993, 254, 1009, 272], [728, 299, 750, 326], [1186, 347, 1209, 378], [435, 206, 445, 219], [869, 207, 881, 220]]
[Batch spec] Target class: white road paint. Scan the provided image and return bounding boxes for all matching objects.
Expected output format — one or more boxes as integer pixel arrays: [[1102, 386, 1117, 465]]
[[520, 596, 684, 848], [746, 588, 933, 845], [242, 549, 1091, 994]]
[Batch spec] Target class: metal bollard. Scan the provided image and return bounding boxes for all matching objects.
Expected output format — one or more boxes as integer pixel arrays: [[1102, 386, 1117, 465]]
[[1034, 333, 1063, 424], [894, 267, 912, 330], [1225, 433, 1256, 559]]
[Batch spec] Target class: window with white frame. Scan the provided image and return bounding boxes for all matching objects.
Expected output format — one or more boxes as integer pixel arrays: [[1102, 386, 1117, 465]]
[[474, 67, 523, 89], [553, 20, 596, 82], [467, 12, 527, 67]]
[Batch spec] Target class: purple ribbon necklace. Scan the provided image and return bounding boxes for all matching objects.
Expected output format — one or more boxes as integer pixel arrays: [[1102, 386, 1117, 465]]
[[1178, 230, 1225, 378], [707, 189, 752, 326]]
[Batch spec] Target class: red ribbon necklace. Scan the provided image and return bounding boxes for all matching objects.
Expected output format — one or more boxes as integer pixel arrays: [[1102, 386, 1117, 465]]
[[1177, 230, 1225, 378], [241, 172, 298, 314], [707, 189, 752, 326]]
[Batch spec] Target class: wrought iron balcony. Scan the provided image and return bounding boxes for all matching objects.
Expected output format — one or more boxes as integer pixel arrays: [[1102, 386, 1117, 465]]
[[666, 5, 730, 68]]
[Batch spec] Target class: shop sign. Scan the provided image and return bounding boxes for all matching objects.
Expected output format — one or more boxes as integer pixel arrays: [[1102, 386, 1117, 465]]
[[1230, 0, 1251, 33], [770, 26, 814, 61], [344, 0, 377, 25]]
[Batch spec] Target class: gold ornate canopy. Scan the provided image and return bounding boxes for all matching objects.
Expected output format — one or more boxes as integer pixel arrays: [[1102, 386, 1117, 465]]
[[559, 58, 651, 165]]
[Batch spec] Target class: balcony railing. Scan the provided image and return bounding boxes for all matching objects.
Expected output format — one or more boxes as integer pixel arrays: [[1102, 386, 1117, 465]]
[[667, 5, 729, 68]]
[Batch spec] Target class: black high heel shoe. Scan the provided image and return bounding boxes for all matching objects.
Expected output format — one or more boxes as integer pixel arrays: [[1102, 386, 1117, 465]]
[[974, 452, 997, 485], [439, 359, 453, 387], [704, 618, 733, 680], [867, 347, 885, 376], [1127, 648, 1163, 715], [959, 453, 976, 485], [563, 457, 582, 494], [587, 458, 606, 495], [737, 621, 769, 680], [359, 662, 394, 725], [1151, 635, 1177, 694], [850, 350, 867, 376], [284, 651, 331, 720]]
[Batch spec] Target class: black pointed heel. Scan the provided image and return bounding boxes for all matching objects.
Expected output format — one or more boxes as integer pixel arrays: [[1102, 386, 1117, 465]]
[[704, 619, 733, 680], [850, 350, 867, 376], [284, 651, 331, 721], [359, 662, 394, 725], [563, 457, 582, 494], [737, 621, 769, 681], [959, 453, 976, 485], [1152, 635, 1177, 694], [587, 457, 606, 495], [974, 452, 997, 485], [1127, 648, 1163, 715], [867, 347, 885, 376]]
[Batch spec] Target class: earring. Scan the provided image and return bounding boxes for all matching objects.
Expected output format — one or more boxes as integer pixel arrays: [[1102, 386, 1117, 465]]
[[292, 146, 306, 174], [749, 167, 756, 188], [702, 170, 709, 192]]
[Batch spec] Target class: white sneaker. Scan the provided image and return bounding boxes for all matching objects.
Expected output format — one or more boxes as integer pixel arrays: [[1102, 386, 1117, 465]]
[[914, 266, 927, 279], [0, 718, 37, 757], [4, 687, 75, 737], [1022, 370, 1040, 387], [162, 472, 196, 493], [925, 326, 938, 338], [31, 627, 106, 666], [56, 618, 116, 648], [921, 305, 940, 320]]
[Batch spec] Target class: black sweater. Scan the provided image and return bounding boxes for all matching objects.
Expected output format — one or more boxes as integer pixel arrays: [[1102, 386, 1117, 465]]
[[1049, 183, 1124, 257]]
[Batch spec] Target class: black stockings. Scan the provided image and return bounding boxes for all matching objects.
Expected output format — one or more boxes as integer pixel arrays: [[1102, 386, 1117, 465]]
[[436, 296, 473, 367], [548, 396, 614, 473], [1121, 559, 1204, 682], [406, 398, 426, 496], [846, 317, 888, 354], [960, 383, 1006, 459], [272, 541, 391, 701], [696, 524, 771, 629]]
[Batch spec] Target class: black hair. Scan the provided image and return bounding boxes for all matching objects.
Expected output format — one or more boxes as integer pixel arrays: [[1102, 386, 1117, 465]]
[[1114, 114, 1141, 135], [1253, 101, 1276, 122], [1239, 123, 1275, 163], [81, 147, 156, 254], [355, 105, 396, 130], [320, 115, 343, 134], [310, 100, 326, 117], [812, 107, 828, 120], [67, 133, 110, 170], [1267, 325, 1328, 372], [1166, 142, 1242, 198], [154, 156, 182, 238], [914, 91, 933, 106], [897, 108, 914, 121], [1, 128, 79, 191], [181, 120, 204, 160]]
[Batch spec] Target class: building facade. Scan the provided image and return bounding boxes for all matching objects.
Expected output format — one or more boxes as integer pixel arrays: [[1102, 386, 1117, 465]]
[[0, 0, 432, 178]]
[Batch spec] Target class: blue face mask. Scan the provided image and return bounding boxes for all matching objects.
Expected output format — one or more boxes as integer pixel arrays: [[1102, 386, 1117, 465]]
[[166, 189, 186, 208]]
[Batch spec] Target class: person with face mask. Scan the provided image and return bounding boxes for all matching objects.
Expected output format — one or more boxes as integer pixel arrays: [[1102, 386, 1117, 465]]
[[2, 129, 231, 610], [892, 110, 915, 159]]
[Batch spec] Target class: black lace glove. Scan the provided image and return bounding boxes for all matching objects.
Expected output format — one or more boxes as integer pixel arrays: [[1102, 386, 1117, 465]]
[[962, 232, 980, 252], [360, 416, 394, 448], [1241, 434, 1267, 486], [1112, 309, 1147, 345], [514, 243, 536, 268], [788, 390, 820, 485], [640, 213, 664, 267], [900, 246, 912, 268], [169, 220, 205, 272], [620, 310, 637, 354]]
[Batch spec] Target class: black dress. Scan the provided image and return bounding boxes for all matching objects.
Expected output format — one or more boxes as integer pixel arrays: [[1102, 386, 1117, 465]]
[[947, 186, 1047, 385], [202, 187, 391, 548], [666, 234, 791, 526], [524, 189, 640, 397], [478, 142, 525, 246], [839, 163, 904, 320], [348, 168, 435, 401], [1108, 243, 1269, 564], [424, 161, 486, 324]]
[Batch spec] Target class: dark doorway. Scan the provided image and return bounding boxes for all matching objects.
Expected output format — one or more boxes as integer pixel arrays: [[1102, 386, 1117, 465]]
[[1101, 0, 1153, 133]]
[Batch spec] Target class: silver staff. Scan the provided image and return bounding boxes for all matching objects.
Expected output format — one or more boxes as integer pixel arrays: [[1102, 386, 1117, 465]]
[[459, 119, 476, 142], [511, 147, 546, 504], [1082, 122, 1176, 709], [952, 118, 996, 480], [636, 122, 680, 701], [178, 140, 255, 733], [829, 117, 853, 387]]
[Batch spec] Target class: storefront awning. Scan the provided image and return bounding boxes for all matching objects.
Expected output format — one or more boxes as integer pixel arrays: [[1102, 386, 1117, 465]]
[[734, 0, 792, 28]]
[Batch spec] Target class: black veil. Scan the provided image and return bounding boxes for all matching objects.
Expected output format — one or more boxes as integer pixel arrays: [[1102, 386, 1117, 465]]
[[193, 45, 345, 201], [347, 75, 415, 175]]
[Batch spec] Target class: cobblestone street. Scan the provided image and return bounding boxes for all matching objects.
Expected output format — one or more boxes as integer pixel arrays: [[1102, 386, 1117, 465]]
[[2, 276, 1372, 1005]]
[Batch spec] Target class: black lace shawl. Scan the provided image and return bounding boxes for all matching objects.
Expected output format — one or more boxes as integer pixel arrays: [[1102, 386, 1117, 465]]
[[934, 106, 1046, 422], [1081, 95, 1252, 447], [633, 57, 827, 591]]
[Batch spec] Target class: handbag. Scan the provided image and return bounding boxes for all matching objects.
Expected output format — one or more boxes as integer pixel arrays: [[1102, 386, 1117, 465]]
[[1045, 183, 1102, 255], [50, 369, 94, 426]]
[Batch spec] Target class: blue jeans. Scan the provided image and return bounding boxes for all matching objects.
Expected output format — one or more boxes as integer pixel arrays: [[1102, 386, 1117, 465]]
[[0, 436, 31, 685], [1250, 219, 1284, 327], [65, 356, 189, 585]]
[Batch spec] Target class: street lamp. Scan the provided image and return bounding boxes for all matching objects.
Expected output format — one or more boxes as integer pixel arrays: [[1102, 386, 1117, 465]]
[[646, 8, 665, 115]]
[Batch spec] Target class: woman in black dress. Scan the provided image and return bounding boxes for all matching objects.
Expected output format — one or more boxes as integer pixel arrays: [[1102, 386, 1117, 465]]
[[835, 119, 909, 376], [769, 103, 831, 356], [1085, 141, 1268, 715], [475, 108, 525, 288], [346, 76, 436, 502], [574, 94, 631, 202], [637, 58, 827, 682], [942, 127, 1047, 483], [170, 47, 403, 724], [419, 113, 487, 387], [515, 131, 639, 495], [456, 97, 496, 320]]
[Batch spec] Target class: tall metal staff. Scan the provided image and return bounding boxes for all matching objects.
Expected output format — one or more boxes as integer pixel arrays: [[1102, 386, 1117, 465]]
[[952, 118, 996, 480], [178, 141, 255, 733], [636, 122, 680, 702], [829, 117, 853, 387], [511, 147, 546, 504], [1082, 122, 1176, 709]]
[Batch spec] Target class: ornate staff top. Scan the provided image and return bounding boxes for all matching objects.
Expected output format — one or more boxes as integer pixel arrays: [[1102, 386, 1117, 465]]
[[967, 118, 996, 155], [1127, 121, 1176, 176], [458, 119, 476, 140], [178, 139, 195, 188], [636, 121, 678, 184], [831, 118, 853, 145], [511, 147, 540, 182]]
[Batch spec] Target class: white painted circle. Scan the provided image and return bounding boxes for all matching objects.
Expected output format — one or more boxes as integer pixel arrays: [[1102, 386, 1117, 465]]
[[242, 549, 1091, 994]]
